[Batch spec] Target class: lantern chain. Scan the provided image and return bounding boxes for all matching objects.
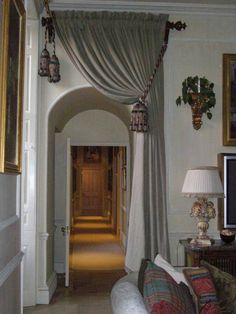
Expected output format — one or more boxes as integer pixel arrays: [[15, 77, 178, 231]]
[[43, 0, 51, 18], [38, 0, 61, 82]]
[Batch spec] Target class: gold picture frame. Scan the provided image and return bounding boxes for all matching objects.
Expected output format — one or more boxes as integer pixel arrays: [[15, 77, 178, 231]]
[[223, 54, 236, 146], [0, 0, 25, 173]]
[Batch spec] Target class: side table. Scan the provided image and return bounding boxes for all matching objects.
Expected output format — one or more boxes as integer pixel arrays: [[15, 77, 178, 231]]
[[179, 239, 236, 276]]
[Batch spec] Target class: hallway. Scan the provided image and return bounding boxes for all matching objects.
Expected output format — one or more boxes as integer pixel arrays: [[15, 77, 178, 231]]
[[71, 216, 125, 271], [24, 216, 125, 313]]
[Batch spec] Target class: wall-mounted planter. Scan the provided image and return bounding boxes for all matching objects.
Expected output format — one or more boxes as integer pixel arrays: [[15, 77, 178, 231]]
[[176, 76, 216, 130]]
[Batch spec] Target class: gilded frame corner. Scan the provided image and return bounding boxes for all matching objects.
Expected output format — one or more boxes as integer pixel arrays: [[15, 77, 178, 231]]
[[223, 54, 236, 146], [0, 0, 25, 174]]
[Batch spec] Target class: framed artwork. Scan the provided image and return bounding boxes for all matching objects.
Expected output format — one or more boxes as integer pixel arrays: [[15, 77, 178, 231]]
[[83, 146, 101, 163], [0, 0, 25, 173], [223, 54, 236, 146]]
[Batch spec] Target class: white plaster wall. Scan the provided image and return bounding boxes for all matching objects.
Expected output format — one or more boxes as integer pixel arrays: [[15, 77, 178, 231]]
[[36, 33, 88, 294], [0, 174, 21, 313], [63, 110, 129, 145], [165, 14, 236, 265], [37, 11, 236, 285], [0, 0, 23, 307]]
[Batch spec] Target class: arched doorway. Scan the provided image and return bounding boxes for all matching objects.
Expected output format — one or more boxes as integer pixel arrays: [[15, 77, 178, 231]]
[[47, 87, 131, 291]]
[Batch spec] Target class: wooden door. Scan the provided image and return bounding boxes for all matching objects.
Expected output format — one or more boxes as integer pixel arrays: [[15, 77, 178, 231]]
[[80, 167, 104, 216]]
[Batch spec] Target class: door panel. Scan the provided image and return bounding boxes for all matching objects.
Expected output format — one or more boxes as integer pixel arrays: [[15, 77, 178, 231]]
[[81, 168, 103, 216], [54, 135, 71, 287]]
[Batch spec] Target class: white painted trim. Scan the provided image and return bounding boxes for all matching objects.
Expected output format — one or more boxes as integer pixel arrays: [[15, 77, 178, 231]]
[[48, 271, 57, 301], [120, 231, 126, 250], [172, 37, 236, 44], [0, 251, 24, 287], [51, 1, 236, 16], [37, 271, 57, 304], [54, 218, 65, 225], [54, 262, 65, 274], [169, 231, 220, 239], [38, 232, 49, 241], [122, 205, 127, 212], [70, 141, 129, 146], [65, 138, 71, 287], [0, 215, 19, 232]]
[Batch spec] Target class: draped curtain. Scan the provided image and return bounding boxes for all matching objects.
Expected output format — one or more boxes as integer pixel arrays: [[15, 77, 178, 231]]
[[54, 11, 170, 270]]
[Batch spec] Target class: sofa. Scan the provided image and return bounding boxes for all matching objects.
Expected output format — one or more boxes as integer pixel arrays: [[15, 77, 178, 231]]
[[111, 255, 236, 314], [111, 271, 148, 314]]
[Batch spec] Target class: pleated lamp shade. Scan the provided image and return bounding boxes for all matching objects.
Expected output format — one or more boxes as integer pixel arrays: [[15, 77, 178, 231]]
[[182, 167, 224, 198]]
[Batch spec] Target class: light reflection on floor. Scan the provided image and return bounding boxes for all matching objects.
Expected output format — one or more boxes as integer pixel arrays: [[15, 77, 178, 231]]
[[70, 216, 125, 271]]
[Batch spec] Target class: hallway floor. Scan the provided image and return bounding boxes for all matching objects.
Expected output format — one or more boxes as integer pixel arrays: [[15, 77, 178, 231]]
[[71, 216, 124, 271], [24, 216, 125, 314]]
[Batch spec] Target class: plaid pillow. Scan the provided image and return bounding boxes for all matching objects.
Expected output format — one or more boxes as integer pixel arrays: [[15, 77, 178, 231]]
[[152, 300, 179, 314], [200, 302, 221, 314], [200, 260, 236, 313], [183, 267, 220, 313], [143, 261, 195, 314]]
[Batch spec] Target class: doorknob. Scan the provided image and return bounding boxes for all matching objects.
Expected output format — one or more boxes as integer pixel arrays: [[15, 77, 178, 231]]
[[61, 226, 70, 236]]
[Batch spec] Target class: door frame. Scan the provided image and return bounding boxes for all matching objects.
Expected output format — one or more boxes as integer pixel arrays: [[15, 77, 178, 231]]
[[65, 138, 71, 287], [68, 142, 130, 249]]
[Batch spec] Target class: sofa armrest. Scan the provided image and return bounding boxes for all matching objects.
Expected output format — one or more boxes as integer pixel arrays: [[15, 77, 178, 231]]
[[111, 280, 148, 314], [115, 271, 139, 286]]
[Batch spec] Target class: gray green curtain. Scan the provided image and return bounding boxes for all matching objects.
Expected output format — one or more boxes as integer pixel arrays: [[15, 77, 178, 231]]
[[54, 11, 170, 270]]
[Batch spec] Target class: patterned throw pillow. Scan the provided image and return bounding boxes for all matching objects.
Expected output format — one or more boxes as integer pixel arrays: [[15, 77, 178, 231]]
[[143, 261, 195, 314], [201, 260, 236, 314], [200, 302, 221, 314], [138, 258, 150, 295], [183, 267, 221, 313], [152, 300, 180, 314]]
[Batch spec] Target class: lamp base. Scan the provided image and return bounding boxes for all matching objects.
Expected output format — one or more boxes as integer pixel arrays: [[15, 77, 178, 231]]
[[190, 238, 212, 246]]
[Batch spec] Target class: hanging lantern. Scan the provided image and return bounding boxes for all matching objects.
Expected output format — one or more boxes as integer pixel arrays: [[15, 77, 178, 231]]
[[38, 0, 61, 82], [130, 100, 148, 132], [48, 54, 61, 83], [38, 48, 50, 77]]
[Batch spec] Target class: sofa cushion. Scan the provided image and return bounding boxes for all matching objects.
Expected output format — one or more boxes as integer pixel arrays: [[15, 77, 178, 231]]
[[154, 254, 188, 286], [142, 260, 195, 313], [200, 260, 236, 314], [183, 267, 220, 313]]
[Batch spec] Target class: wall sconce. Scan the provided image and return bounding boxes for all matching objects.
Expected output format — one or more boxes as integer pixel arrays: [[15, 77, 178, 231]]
[[38, 0, 61, 83], [182, 167, 224, 246]]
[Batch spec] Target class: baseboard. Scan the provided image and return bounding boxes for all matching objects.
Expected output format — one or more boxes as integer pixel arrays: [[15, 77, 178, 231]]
[[54, 262, 65, 274], [37, 271, 57, 304]]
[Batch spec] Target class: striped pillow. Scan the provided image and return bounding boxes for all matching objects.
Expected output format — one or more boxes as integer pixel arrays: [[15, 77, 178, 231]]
[[183, 267, 220, 313], [143, 261, 195, 313]]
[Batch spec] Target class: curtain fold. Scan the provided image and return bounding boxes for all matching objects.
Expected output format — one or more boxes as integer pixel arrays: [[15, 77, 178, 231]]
[[54, 11, 170, 270]]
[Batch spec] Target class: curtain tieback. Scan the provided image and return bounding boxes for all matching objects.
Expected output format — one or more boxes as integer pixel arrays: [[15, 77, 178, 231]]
[[130, 21, 186, 133]]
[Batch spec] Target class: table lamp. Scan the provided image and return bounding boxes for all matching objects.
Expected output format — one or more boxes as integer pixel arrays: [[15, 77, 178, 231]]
[[182, 167, 224, 246]]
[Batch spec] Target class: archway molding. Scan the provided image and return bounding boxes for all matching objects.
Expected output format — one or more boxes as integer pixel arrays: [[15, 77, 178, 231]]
[[36, 85, 131, 303]]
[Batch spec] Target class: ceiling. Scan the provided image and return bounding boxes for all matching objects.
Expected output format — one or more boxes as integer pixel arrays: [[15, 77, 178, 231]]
[[34, 0, 236, 16], [50, 0, 235, 4]]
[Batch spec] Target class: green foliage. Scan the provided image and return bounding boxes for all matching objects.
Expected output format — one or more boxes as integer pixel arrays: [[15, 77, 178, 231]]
[[176, 76, 216, 120]]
